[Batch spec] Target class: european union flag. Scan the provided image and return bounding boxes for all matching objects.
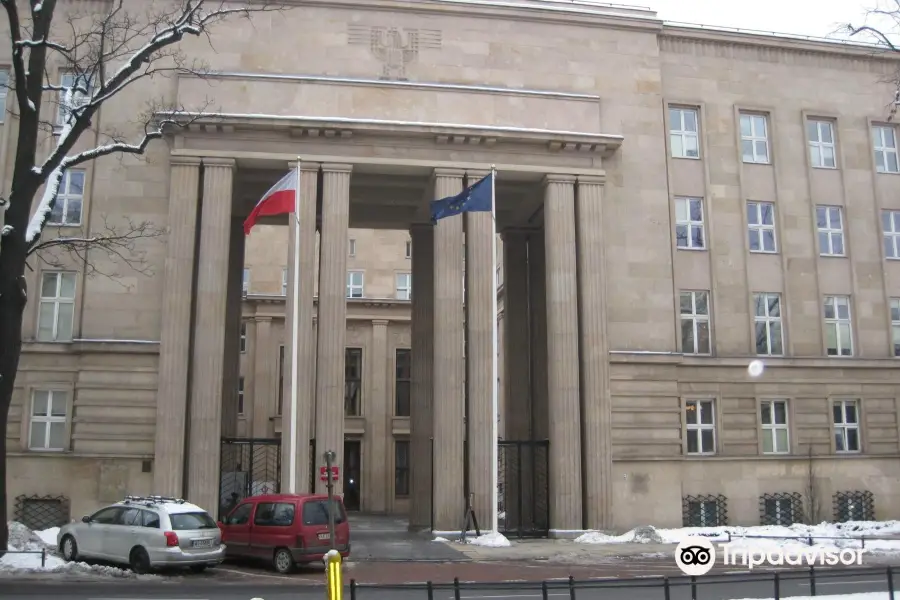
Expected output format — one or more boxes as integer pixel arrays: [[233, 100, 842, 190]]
[[430, 173, 493, 223]]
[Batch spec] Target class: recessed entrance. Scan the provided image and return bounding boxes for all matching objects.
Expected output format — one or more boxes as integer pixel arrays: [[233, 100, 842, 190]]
[[344, 439, 362, 511]]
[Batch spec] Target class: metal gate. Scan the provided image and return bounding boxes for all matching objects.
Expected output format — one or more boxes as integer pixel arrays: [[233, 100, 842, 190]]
[[218, 437, 281, 519], [498, 440, 550, 538]]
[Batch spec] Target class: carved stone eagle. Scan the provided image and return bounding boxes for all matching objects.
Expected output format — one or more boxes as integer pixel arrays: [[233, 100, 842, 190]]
[[347, 25, 442, 80]]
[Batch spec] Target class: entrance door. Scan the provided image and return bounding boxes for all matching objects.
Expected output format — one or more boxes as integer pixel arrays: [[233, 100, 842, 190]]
[[343, 440, 361, 511]]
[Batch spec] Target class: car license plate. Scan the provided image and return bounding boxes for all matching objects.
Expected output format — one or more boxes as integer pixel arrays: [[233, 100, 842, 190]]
[[317, 533, 330, 541], [192, 538, 213, 548]]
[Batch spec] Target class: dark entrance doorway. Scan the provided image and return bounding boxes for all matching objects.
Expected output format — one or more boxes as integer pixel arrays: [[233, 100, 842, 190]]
[[497, 440, 550, 538], [344, 439, 361, 511], [218, 437, 281, 519]]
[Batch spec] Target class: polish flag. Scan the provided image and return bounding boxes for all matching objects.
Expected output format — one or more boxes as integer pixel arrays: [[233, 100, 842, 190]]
[[243, 168, 299, 235]]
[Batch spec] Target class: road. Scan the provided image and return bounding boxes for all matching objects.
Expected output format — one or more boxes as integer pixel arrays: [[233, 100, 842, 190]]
[[0, 568, 895, 600]]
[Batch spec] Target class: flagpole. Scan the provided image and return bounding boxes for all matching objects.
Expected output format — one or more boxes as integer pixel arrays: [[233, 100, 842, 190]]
[[489, 164, 499, 535], [288, 158, 302, 494]]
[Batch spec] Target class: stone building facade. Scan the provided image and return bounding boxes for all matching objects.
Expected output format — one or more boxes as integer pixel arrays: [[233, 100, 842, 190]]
[[5, 0, 900, 534]]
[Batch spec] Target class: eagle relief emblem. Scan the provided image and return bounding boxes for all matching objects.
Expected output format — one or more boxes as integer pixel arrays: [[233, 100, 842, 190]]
[[347, 25, 442, 80]]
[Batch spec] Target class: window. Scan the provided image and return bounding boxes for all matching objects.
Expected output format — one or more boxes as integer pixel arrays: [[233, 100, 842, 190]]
[[238, 376, 244, 415], [240, 322, 247, 353], [302, 499, 346, 525], [763, 496, 799, 526], [680, 291, 710, 355], [142, 510, 160, 528], [834, 491, 874, 522], [395, 349, 411, 416], [824, 295, 853, 356], [747, 201, 777, 253], [57, 72, 93, 127], [48, 169, 85, 226], [833, 399, 860, 453], [29, 390, 68, 451], [277, 345, 284, 415], [816, 206, 844, 256], [405, 239, 412, 259], [807, 120, 836, 168], [686, 499, 722, 527], [674, 197, 705, 250], [0, 69, 9, 120], [282, 268, 288, 296], [89, 507, 124, 525], [345, 348, 362, 416], [242, 268, 250, 295], [669, 107, 700, 159], [19, 497, 69, 531], [226, 503, 252, 525], [891, 299, 900, 357], [685, 399, 715, 455], [169, 512, 217, 530], [347, 271, 364, 298], [348, 238, 356, 257], [395, 440, 410, 497], [882, 210, 900, 259], [740, 113, 770, 164], [753, 293, 783, 356], [396, 273, 411, 300], [37, 272, 76, 342], [254, 502, 295, 526], [873, 125, 899, 173], [760, 400, 789, 454]]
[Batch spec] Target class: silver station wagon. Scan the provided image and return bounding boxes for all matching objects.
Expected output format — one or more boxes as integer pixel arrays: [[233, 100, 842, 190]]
[[57, 495, 225, 573]]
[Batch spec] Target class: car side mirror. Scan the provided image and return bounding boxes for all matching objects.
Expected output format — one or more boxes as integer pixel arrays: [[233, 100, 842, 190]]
[[81, 515, 91, 523]]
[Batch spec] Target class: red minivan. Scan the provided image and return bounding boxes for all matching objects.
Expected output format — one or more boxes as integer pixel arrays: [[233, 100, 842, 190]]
[[218, 493, 351, 573]]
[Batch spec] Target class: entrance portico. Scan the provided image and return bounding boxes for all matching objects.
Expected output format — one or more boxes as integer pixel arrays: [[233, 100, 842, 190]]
[[152, 114, 622, 534]]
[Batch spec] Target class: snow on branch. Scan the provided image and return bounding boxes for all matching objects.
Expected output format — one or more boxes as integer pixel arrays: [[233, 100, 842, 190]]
[[847, 2, 900, 120]]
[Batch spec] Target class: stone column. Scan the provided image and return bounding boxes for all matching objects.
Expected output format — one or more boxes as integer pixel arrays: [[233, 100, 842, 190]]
[[252, 317, 274, 437], [543, 174, 583, 533], [464, 170, 494, 529], [154, 156, 201, 497], [281, 163, 319, 494], [576, 176, 613, 530], [528, 232, 549, 442], [409, 225, 435, 530], [221, 218, 245, 438], [314, 164, 352, 495], [432, 168, 466, 532], [364, 319, 390, 512], [187, 158, 235, 513]]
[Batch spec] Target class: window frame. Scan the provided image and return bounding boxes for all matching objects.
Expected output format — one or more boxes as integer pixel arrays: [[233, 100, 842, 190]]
[[740, 113, 770, 164], [394, 439, 410, 497], [394, 348, 411, 417], [891, 298, 900, 358], [242, 268, 250, 295], [47, 169, 85, 226], [816, 205, 845, 257], [344, 347, 363, 417], [28, 389, 69, 452], [346, 271, 364, 299], [753, 292, 784, 356], [679, 290, 711, 355], [56, 71, 93, 129], [240, 322, 247, 353], [395, 272, 411, 301], [281, 268, 288, 296], [37, 271, 77, 342], [277, 345, 285, 415], [684, 398, 716, 456], [760, 399, 790, 455], [807, 119, 837, 169], [873, 125, 900, 174], [0, 68, 8, 121], [832, 399, 861, 454], [747, 201, 777, 254], [823, 295, 853, 357], [238, 376, 244, 416], [882, 210, 900, 260], [405, 239, 412, 259], [669, 106, 700, 159], [674, 196, 706, 250], [348, 238, 356, 257]]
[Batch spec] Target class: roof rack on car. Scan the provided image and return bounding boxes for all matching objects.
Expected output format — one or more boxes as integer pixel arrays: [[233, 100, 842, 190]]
[[122, 495, 186, 506]]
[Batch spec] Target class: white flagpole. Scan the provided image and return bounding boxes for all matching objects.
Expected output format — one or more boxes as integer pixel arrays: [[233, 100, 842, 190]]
[[287, 159, 302, 493], [489, 165, 499, 535]]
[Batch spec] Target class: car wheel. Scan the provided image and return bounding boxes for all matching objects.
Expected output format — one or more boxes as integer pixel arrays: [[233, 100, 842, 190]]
[[129, 547, 151, 575], [189, 565, 208, 574], [272, 548, 294, 574], [60, 535, 79, 562]]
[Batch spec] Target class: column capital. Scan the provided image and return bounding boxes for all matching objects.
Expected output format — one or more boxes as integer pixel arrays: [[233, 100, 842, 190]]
[[322, 163, 353, 174], [170, 155, 202, 167], [372, 319, 390, 327], [543, 173, 577, 186], [577, 174, 606, 186], [202, 157, 236, 168], [465, 169, 491, 179], [433, 167, 466, 179], [288, 161, 322, 173]]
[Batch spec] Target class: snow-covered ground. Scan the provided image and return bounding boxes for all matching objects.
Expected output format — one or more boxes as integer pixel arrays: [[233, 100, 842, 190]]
[[576, 521, 900, 554], [433, 531, 513, 547]]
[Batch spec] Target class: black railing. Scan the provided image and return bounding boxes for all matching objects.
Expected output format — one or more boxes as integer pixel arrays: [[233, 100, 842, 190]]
[[2, 549, 48, 568], [347, 566, 897, 600], [720, 531, 900, 549]]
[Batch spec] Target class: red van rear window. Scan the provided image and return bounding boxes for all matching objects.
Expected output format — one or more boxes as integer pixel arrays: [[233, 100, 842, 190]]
[[302, 499, 346, 525]]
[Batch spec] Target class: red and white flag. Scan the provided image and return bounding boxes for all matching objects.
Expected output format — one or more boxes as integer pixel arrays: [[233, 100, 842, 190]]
[[243, 168, 299, 235]]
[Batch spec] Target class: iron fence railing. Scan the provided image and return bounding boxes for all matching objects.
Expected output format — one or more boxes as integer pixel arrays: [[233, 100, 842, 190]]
[[2, 549, 48, 568], [347, 565, 897, 600], [718, 531, 900, 549]]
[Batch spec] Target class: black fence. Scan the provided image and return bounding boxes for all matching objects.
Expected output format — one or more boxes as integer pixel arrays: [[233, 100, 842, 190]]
[[346, 565, 897, 600], [218, 437, 281, 519], [498, 440, 550, 538]]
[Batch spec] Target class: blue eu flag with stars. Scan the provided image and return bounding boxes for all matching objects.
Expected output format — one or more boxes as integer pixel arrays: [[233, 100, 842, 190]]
[[430, 173, 493, 224]]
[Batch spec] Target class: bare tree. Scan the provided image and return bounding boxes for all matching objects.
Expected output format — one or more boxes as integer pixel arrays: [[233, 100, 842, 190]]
[[803, 444, 822, 525], [847, 2, 900, 120], [0, 0, 286, 557]]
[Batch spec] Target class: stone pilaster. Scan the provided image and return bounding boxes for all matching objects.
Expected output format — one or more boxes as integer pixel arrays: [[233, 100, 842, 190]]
[[221, 218, 245, 438], [432, 168, 466, 532], [281, 163, 319, 494], [154, 156, 201, 497], [542, 174, 583, 532], [528, 232, 549, 442], [314, 163, 352, 495], [365, 319, 390, 512], [576, 176, 613, 530], [252, 317, 274, 437], [409, 225, 435, 530], [187, 158, 235, 513]]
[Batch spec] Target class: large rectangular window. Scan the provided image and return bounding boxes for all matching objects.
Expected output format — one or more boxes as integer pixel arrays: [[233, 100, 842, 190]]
[[680, 291, 710, 355], [685, 399, 715, 455], [29, 390, 68, 451], [57, 72, 93, 127], [277, 345, 284, 415], [747, 201, 777, 253], [753, 293, 783, 356], [816, 205, 845, 256], [394, 440, 410, 497], [883, 210, 900, 259], [37, 272, 76, 342], [395, 348, 411, 417], [740, 113, 770, 164], [833, 399, 860, 453], [824, 295, 853, 356], [891, 298, 900, 357], [674, 197, 705, 250], [347, 271, 364, 298], [395, 273, 411, 300], [345, 348, 362, 416], [873, 125, 899, 173], [669, 107, 700, 159], [760, 399, 789, 454], [807, 119, 837, 168], [48, 169, 85, 226]]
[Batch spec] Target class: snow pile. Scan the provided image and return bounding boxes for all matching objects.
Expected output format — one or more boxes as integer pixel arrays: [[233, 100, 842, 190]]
[[433, 536, 450, 542], [576, 521, 900, 554], [464, 531, 511, 548], [36, 527, 59, 546]]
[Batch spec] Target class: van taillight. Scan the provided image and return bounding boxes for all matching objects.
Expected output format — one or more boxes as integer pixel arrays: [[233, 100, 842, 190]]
[[164, 531, 179, 547], [295, 535, 305, 548]]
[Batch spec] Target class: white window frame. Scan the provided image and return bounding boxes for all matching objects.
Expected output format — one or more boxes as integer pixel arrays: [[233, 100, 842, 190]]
[[816, 205, 845, 257], [833, 399, 861, 453], [348, 238, 356, 257], [37, 271, 76, 342], [824, 295, 853, 357], [891, 298, 900, 358], [0, 68, 9, 122], [674, 197, 705, 250], [740, 113, 770, 164], [808, 119, 837, 169], [56, 71, 93, 128], [28, 390, 68, 451], [47, 169, 85, 226], [680, 290, 711, 355], [242, 268, 250, 295], [405, 239, 412, 259], [760, 399, 789, 454], [883, 210, 900, 259], [240, 322, 247, 353], [281, 267, 288, 296], [747, 201, 777, 253], [395, 272, 411, 300], [685, 399, 716, 455], [669, 107, 700, 159], [873, 125, 900, 174], [347, 271, 364, 298], [238, 377, 245, 415], [753, 292, 783, 356]]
